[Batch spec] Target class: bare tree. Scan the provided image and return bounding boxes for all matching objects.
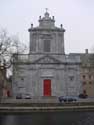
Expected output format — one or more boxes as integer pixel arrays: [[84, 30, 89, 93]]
[[0, 29, 27, 68], [0, 29, 28, 101]]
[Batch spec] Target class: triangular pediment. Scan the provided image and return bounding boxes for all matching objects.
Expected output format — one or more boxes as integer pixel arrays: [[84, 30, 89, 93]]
[[32, 55, 62, 64]]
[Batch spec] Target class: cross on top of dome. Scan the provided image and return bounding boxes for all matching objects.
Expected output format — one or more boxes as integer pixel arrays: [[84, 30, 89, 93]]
[[44, 8, 50, 19], [45, 8, 48, 13], [37, 9, 56, 28]]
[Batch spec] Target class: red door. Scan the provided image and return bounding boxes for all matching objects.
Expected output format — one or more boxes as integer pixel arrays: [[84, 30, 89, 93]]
[[44, 79, 51, 96]]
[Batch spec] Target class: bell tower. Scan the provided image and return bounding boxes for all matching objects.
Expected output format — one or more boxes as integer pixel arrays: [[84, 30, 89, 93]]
[[28, 10, 65, 54]]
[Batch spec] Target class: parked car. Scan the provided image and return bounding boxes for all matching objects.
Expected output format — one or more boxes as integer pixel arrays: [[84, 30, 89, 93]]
[[16, 94, 22, 99], [24, 94, 31, 99], [58, 96, 78, 103], [58, 96, 64, 102], [79, 93, 88, 99]]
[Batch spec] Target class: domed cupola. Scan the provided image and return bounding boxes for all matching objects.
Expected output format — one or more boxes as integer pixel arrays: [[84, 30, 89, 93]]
[[38, 9, 55, 29], [44, 11, 50, 19]]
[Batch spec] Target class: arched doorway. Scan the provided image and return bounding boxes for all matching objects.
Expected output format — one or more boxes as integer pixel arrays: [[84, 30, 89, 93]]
[[43, 79, 51, 96]]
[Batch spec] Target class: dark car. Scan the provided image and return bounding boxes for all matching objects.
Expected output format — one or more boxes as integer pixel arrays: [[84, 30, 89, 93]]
[[59, 96, 78, 103], [58, 96, 64, 102], [79, 93, 88, 99]]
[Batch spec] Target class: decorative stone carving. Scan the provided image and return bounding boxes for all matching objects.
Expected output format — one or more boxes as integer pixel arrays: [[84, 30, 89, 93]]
[[32, 55, 62, 64]]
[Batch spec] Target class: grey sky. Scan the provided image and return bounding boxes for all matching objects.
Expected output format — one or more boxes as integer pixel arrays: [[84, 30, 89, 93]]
[[0, 0, 94, 53]]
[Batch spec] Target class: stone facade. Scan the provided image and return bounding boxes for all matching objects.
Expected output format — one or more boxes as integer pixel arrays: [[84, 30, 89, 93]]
[[12, 11, 82, 98], [80, 50, 94, 97]]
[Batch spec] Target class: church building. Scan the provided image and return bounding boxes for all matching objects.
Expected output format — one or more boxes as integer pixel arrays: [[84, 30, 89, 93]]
[[12, 11, 82, 98]]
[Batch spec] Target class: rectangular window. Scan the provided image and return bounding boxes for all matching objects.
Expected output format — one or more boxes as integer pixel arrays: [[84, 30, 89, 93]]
[[83, 82, 86, 85], [89, 75, 91, 79], [69, 76, 74, 81], [83, 75, 86, 79], [89, 81, 92, 84], [44, 40, 50, 52]]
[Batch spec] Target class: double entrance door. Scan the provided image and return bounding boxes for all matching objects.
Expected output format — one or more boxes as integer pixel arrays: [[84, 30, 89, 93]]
[[43, 79, 51, 96]]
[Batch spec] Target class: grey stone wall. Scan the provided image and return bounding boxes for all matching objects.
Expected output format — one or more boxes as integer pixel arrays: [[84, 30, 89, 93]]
[[29, 30, 65, 54], [12, 54, 81, 98]]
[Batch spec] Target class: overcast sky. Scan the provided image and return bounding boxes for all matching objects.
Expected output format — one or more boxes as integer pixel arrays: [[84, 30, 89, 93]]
[[0, 0, 94, 53]]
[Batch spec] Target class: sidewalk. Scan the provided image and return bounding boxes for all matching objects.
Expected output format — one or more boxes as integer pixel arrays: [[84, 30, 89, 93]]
[[0, 104, 94, 113]]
